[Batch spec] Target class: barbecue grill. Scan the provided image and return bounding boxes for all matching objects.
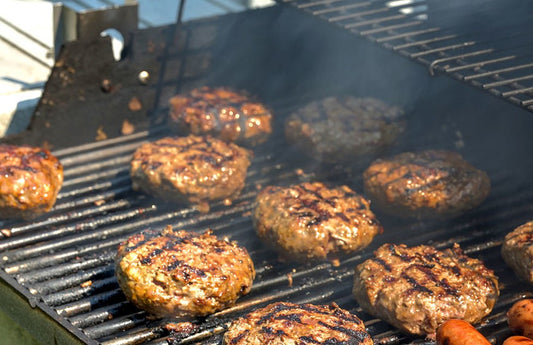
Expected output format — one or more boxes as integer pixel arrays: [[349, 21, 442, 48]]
[[1, 1, 533, 345]]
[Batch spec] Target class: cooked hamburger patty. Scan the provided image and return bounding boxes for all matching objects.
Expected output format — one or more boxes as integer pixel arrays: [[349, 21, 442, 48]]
[[284, 96, 405, 163], [169, 86, 273, 147], [363, 150, 491, 218], [502, 220, 533, 284], [353, 243, 499, 336], [130, 135, 251, 210], [223, 302, 373, 345], [0, 144, 63, 219], [252, 182, 382, 263], [115, 226, 255, 317]]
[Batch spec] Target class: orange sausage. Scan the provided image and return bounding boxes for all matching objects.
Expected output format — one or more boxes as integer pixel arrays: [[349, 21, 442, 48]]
[[503, 336, 533, 345], [508, 299, 533, 338], [436, 319, 491, 345]]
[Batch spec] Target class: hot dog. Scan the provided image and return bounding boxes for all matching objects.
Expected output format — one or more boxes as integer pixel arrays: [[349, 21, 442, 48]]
[[508, 299, 533, 339], [503, 336, 533, 345], [436, 319, 491, 345]]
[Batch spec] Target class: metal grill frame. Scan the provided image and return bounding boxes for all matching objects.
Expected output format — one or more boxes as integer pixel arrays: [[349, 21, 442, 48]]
[[1, 3, 533, 345]]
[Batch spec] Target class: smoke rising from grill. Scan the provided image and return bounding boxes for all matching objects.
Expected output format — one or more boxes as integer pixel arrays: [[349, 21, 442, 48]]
[[1, 2, 533, 344]]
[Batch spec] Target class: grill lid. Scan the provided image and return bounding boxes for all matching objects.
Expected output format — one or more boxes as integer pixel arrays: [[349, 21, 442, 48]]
[[282, 0, 533, 113]]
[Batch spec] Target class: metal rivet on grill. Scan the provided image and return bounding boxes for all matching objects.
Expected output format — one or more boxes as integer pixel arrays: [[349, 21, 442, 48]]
[[138, 71, 150, 85], [101, 79, 112, 93]]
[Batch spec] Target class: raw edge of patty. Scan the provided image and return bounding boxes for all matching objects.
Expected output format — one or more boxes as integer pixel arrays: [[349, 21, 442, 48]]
[[130, 135, 251, 211], [115, 226, 255, 318], [501, 220, 533, 283], [363, 150, 491, 219], [284, 96, 405, 164], [223, 302, 374, 345], [252, 182, 382, 263], [353, 243, 499, 336], [0, 144, 63, 219], [168, 86, 273, 147]]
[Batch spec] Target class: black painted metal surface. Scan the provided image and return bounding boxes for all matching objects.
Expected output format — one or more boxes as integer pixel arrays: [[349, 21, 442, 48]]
[[282, 0, 533, 113]]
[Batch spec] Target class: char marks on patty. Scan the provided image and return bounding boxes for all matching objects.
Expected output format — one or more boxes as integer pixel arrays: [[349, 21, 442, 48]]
[[115, 226, 255, 317], [363, 150, 491, 218], [285, 96, 405, 163], [130, 135, 251, 211], [0, 144, 63, 219], [169, 86, 273, 147], [353, 243, 499, 336], [502, 220, 533, 284], [223, 302, 373, 345], [253, 182, 382, 263]]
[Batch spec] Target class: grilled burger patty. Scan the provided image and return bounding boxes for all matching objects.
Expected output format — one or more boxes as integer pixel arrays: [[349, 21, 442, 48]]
[[169, 86, 273, 147], [130, 135, 251, 210], [223, 302, 373, 345], [363, 150, 491, 218], [284, 96, 405, 163], [0, 144, 63, 219], [115, 226, 255, 317], [353, 243, 499, 336], [252, 182, 382, 263], [502, 220, 533, 284]]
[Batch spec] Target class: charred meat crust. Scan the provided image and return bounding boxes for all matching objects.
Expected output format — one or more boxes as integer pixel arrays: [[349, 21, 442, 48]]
[[115, 226, 255, 317], [363, 150, 491, 218], [502, 220, 533, 283], [284, 96, 405, 163], [130, 135, 251, 207], [252, 182, 382, 263], [0, 144, 63, 219], [168, 86, 273, 147], [353, 243, 499, 336], [223, 302, 373, 345]]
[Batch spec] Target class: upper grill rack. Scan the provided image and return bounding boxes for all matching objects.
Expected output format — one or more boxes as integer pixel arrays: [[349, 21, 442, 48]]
[[281, 0, 533, 113]]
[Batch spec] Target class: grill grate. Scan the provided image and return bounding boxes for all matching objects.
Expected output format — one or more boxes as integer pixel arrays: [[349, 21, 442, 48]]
[[281, 0, 533, 113], [0, 113, 532, 344]]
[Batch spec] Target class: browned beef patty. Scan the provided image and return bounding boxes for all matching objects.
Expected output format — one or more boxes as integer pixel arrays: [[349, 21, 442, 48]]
[[353, 243, 499, 336], [502, 220, 533, 284], [130, 135, 251, 211], [363, 150, 491, 218], [252, 182, 382, 263], [0, 144, 63, 219], [115, 226, 255, 317], [168, 86, 273, 147], [284, 96, 405, 163], [223, 302, 373, 345]]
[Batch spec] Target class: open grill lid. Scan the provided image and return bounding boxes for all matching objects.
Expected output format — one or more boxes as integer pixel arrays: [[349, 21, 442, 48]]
[[282, 0, 533, 113], [1, 3, 533, 345]]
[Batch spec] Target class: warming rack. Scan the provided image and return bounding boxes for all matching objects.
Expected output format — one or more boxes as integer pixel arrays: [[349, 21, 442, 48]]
[[280, 0, 533, 113]]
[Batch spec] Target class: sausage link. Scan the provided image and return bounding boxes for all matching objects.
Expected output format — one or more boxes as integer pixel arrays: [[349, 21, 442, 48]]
[[508, 299, 533, 339], [436, 319, 491, 345], [503, 336, 533, 345]]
